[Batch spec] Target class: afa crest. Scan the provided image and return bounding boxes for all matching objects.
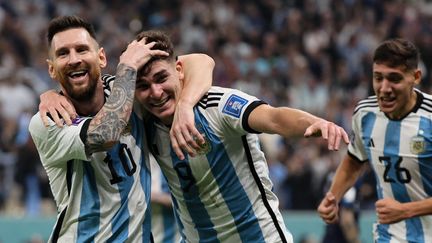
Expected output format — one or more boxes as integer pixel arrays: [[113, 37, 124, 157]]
[[195, 134, 212, 155], [410, 136, 425, 154]]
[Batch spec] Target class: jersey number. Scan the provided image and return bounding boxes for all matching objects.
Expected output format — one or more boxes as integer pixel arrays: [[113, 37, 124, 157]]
[[104, 143, 137, 184], [378, 156, 411, 184], [174, 162, 196, 192]]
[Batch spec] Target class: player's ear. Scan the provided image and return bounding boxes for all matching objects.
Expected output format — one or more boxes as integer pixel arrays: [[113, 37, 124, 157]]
[[414, 69, 421, 85], [47, 59, 57, 80], [98, 47, 107, 68], [176, 61, 184, 81]]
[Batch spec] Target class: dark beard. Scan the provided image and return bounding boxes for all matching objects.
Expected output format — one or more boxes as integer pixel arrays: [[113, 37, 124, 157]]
[[65, 80, 98, 102]]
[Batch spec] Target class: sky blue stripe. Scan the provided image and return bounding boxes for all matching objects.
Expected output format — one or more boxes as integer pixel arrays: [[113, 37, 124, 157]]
[[108, 113, 148, 242], [106, 145, 131, 241], [170, 151, 218, 243], [77, 162, 100, 243], [361, 113, 382, 198], [130, 113, 152, 242], [361, 113, 390, 243], [194, 108, 264, 242], [384, 121, 424, 242], [418, 117, 432, 197]]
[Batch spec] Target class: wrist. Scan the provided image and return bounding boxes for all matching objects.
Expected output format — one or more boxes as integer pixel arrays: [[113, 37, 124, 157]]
[[177, 98, 194, 108]]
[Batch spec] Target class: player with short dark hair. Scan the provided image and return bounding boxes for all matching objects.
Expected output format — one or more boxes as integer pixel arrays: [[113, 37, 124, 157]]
[[318, 38, 432, 242], [132, 30, 349, 243]]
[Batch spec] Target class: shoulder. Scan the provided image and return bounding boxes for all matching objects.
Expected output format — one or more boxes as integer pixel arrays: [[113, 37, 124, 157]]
[[353, 95, 379, 116], [28, 112, 54, 144], [418, 90, 432, 114], [197, 86, 231, 109], [29, 112, 45, 134]]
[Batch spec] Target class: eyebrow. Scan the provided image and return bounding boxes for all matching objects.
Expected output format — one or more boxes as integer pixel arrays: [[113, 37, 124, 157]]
[[152, 70, 168, 81]]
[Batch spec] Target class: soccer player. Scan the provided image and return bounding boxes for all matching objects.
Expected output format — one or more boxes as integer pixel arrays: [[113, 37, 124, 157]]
[[133, 30, 349, 243], [29, 16, 213, 242], [318, 38, 432, 242]]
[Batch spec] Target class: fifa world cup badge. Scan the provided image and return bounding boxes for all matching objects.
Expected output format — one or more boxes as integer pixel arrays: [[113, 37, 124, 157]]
[[410, 135, 425, 154]]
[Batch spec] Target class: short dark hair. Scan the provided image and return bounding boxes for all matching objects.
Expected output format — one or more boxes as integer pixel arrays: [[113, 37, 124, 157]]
[[135, 30, 175, 77], [47, 15, 97, 47], [373, 38, 420, 71]]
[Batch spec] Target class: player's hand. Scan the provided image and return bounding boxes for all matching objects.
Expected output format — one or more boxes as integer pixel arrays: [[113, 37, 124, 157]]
[[170, 100, 205, 160], [39, 89, 77, 127], [318, 192, 340, 224], [119, 39, 168, 70], [376, 198, 408, 224], [304, 119, 350, 150]]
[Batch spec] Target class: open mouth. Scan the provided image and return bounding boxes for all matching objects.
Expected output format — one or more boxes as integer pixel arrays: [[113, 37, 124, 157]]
[[151, 96, 170, 107], [68, 70, 88, 81], [379, 96, 396, 107]]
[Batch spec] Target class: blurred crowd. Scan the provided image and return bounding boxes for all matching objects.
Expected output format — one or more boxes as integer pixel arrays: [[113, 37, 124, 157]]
[[1, 0, 432, 217]]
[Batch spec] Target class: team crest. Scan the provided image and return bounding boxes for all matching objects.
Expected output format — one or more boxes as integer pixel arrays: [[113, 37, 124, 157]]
[[195, 134, 211, 155], [121, 122, 132, 135], [410, 136, 425, 154]]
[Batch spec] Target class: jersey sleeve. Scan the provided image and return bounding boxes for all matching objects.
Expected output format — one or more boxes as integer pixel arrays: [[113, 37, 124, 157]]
[[347, 111, 368, 162], [28, 112, 91, 167], [217, 89, 266, 135]]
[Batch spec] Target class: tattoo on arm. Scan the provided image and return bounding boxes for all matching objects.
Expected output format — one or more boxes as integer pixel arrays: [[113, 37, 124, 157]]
[[86, 64, 136, 153]]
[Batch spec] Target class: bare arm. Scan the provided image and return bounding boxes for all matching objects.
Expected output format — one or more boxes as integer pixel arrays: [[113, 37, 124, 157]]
[[318, 155, 365, 224], [248, 105, 350, 150], [170, 54, 215, 160], [86, 40, 168, 153]]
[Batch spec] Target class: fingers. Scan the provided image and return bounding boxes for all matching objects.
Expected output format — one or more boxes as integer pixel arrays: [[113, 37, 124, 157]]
[[311, 121, 350, 151], [170, 133, 185, 161], [39, 90, 77, 127], [170, 125, 206, 160], [318, 192, 339, 224]]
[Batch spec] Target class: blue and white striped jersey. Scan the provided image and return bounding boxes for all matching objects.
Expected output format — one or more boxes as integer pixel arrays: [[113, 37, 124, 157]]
[[147, 86, 293, 243], [349, 89, 432, 243], [151, 156, 179, 243], [28, 75, 152, 242]]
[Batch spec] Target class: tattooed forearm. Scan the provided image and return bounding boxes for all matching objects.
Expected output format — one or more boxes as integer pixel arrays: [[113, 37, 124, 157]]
[[86, 64, 136, 153]]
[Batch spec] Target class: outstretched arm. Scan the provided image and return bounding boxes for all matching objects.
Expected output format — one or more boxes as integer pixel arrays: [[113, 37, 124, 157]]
[[86, 40, 168, 153], [171, 54, 214, 160], [248, 105, 350, 150]]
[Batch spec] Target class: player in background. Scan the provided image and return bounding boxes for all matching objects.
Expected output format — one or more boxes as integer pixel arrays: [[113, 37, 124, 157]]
[[29, 15, 213, 242], [318, 38, 432, 242]]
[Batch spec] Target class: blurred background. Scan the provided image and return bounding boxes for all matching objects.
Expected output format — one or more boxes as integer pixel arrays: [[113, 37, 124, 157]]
[[1, 0, 432, 242]]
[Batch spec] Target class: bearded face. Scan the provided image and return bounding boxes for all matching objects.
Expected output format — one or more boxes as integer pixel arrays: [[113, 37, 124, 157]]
[[48, 28, 107, 102]]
